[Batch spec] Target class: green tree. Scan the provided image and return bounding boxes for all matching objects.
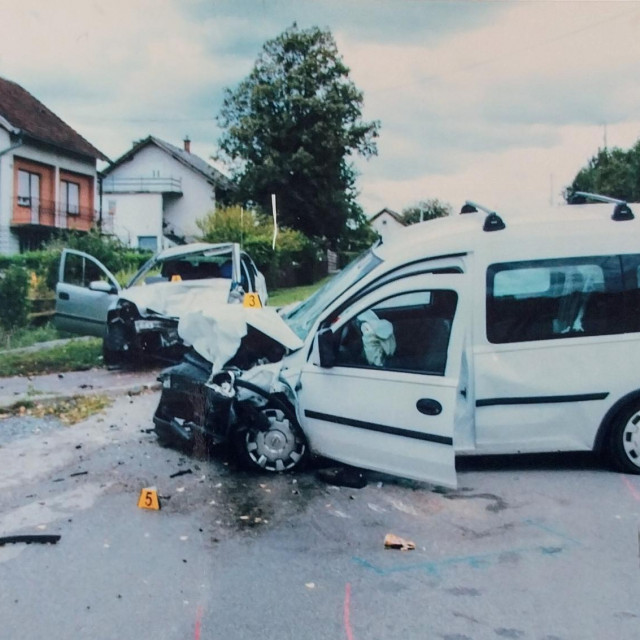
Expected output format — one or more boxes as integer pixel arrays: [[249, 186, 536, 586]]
[[566, 140, 640, 203], [217, 24, 380, 247], [401, 199, 452, 225]]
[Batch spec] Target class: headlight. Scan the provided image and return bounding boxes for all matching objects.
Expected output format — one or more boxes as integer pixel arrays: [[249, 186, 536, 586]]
[[116, 299, 140, 321]]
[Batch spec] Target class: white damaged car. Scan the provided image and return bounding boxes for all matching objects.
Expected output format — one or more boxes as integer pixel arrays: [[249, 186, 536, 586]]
[[54, 242, 268, 366]]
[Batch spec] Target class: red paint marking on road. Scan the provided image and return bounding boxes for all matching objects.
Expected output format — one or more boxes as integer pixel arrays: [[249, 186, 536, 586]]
[[344, 582, 354, 640], [623, 475, 640, 502], [194, 605, 203, 640]]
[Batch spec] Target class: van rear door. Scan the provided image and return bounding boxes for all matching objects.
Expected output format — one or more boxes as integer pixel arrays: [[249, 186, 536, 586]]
[[297, 273, 467, 487]]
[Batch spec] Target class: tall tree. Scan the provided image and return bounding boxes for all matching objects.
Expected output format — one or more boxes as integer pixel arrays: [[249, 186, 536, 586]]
[[566, 140, 640, 203], [401, 199, 452, 225], [217, 24, 380, 246]]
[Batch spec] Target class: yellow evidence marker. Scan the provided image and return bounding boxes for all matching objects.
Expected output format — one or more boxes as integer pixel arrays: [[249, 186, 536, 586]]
[[137, 487, 160, 510], [243, 292, 262, 308]]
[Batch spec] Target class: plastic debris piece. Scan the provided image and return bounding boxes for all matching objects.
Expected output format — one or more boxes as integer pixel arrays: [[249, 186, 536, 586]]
[[305, 583, 316, 589], [0, 535, 60, 546], [384, 533, 416, 551], [169, 469, 193, 479], [316, 466, 367, 489]]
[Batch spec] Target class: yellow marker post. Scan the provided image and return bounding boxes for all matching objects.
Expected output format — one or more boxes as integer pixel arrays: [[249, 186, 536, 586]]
[[137, 487, 160, 510], [243, 292, 262, 309]]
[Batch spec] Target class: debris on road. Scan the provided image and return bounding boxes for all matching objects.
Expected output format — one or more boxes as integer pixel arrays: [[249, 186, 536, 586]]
[[384, 533, 415, 551], [316, 466, 367, 489], [169, 468, 193, 479], [0, 534, 61, 546]]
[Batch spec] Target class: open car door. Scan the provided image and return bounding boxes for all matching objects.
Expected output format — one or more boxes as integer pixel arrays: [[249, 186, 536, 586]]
[[54, 249, 121, 337], [297, 273, 467, 488]]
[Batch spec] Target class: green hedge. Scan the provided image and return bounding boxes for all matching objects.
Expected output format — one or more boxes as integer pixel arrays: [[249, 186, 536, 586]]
[[0, 247, 151, 290], [0, 265, 30, 331]]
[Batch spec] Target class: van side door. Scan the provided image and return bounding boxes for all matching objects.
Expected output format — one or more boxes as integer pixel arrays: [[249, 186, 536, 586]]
[[297, 273, 467, 487]]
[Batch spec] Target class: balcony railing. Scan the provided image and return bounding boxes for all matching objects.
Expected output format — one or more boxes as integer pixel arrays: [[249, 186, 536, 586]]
[[101, 176, 182, 194], [12, 197, 95, 230]]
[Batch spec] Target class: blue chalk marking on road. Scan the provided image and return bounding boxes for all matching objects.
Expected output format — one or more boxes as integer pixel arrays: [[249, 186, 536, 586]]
[[523, 519, 583, 546], [352, 520, 581, 577]]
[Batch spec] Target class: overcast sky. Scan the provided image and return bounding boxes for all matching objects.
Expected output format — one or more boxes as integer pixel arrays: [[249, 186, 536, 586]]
[[1, 0, 639, 216]]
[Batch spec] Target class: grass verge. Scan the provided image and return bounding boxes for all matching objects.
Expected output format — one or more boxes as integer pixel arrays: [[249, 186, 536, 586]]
[[269, 277, 330, 307], [0, 338, 102, 377], [0, 394, 113, 424]]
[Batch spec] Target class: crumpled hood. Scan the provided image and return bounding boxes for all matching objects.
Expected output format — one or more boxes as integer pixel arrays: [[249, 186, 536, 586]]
[[178, 306, 303, 373], [120, 279, 232, 318]]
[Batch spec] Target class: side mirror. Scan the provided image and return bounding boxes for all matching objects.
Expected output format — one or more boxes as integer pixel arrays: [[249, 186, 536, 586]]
[[89, 280, 117, 294], [317, 327, 336, 368]]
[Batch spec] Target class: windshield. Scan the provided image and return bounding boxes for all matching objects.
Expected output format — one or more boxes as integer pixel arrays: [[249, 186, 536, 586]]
[[127, 248, 235, 287], [282, 249, 383, 339]]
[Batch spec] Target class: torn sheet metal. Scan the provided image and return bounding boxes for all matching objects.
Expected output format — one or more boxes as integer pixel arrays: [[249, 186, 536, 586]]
[[178, 306, 303, 373]]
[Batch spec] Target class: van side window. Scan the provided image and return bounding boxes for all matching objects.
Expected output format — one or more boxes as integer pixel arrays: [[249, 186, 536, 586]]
[[622, 255, 640, 333], [487, 256, 625, 343], [334, 289, 458, 375]]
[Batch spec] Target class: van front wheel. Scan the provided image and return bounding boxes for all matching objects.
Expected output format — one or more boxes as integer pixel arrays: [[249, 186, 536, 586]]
[[608, 401, 640, 474], [235, 405, 308, 473]]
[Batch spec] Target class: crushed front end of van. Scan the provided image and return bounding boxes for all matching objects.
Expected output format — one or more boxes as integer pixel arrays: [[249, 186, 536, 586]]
[[153, 306, 310, 472]]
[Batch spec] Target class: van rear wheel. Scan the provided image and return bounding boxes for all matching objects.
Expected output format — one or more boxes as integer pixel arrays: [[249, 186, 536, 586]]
[[608, 400, 640, 474]]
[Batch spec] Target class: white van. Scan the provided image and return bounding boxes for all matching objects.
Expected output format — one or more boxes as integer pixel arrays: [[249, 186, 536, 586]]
[[156, 197, 640, 488]]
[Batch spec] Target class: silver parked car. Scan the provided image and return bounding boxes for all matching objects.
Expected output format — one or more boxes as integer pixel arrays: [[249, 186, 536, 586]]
[[54, 242, 268, 366]]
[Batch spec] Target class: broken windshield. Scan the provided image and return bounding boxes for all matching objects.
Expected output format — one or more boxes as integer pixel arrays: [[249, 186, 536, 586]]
[[127, 248, 234, 287], [282, 249, 383, 340]]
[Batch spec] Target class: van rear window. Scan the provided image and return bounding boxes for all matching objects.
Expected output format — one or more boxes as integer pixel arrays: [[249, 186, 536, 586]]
[[486, 255, 631, 344]]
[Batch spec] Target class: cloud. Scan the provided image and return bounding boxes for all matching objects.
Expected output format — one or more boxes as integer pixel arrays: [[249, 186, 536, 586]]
[[1, 0, 639, 217]]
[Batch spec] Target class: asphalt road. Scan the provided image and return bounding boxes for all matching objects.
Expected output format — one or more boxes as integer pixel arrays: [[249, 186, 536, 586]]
[[1, 389, 639, 640]]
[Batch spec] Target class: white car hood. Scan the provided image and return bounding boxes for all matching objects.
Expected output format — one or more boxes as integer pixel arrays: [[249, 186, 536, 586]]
[[178, 306, 303, 374], [120, 279, 232, 318]]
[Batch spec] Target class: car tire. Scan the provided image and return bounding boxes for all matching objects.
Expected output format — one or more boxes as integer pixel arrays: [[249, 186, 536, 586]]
[[608, 400, 640, 474], [234, 402, 308, 473]]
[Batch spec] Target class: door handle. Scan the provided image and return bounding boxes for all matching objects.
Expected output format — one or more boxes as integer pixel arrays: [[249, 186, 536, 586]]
[[59, 292, 70, 300], [416, 398, 442, 416]]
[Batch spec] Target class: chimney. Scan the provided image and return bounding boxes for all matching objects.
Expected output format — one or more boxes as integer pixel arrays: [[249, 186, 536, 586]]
[[183, 136, 191, 153]]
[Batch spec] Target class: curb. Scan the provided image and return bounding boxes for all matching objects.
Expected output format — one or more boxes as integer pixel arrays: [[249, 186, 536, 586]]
[[0, 380, 162, 413]]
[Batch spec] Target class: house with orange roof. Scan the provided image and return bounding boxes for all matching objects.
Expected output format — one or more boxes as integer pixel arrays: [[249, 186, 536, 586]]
[[0, 76, 107, 254]]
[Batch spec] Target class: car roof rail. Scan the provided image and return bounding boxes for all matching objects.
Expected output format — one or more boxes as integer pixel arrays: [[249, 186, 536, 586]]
[[572, 191, 635, 221], [460, 200, 506, 232]]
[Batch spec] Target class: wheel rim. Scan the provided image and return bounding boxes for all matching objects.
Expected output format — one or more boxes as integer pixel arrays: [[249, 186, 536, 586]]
[[622, 410, 640, 469], [244, 408, 306, 472]]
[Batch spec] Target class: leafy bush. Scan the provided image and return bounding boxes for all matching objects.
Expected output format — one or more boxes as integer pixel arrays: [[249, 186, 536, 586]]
[[0, 232, 152, 292], [197, 206, 324, 287], [0, 265, 30, 331]]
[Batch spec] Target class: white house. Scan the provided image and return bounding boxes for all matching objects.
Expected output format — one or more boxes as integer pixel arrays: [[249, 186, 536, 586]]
[[369, 207, 405, 240], [100, 136, 232, 251], [0, 76, 107, 254]]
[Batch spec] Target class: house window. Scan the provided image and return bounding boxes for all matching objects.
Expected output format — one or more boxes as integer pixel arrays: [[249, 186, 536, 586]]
[[18, 170, 40, 207], [138, 236, 158, 251], [60, 180, 80, 214]]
